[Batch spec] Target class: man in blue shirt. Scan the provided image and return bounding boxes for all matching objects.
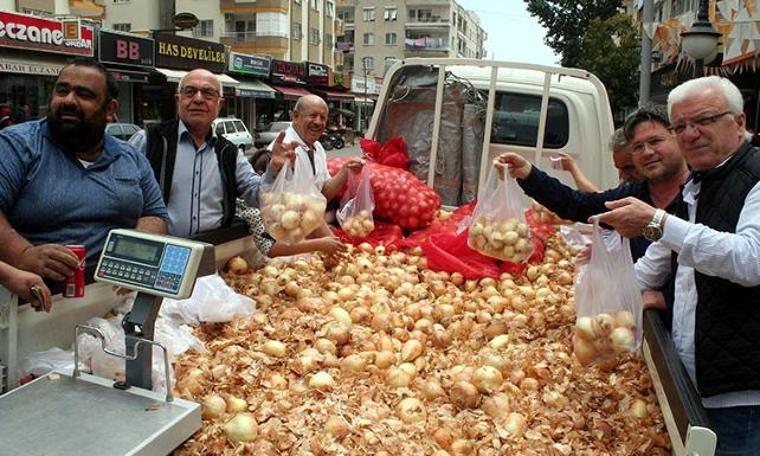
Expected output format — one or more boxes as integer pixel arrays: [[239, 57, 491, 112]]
[[0, 58, 167, 288]]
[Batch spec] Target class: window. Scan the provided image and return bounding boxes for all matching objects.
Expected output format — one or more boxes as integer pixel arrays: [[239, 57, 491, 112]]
[[408, 8, 433, 22], [384, 7, 397, 21], [325, 33, 333, 48], [326, 1, 335, 17], [363, 32, 374, 45], [310, 28, 321, 45], [193, 20, 214, 38], [310, 0, 318, 11], [113, 0, 130, 3], [362, 56, 374, 70], [490, 92, 569, 148], [363, 7, 375, 22], [384, 57, 397, 73], [385, 32, 396, 45], [293, 23, 302, 39], [113, 23, 131, 32]]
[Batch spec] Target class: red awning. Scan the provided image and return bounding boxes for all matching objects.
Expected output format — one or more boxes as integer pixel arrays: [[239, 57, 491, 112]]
[[271, 84, 312, 99], [315, 89, 355, 100]]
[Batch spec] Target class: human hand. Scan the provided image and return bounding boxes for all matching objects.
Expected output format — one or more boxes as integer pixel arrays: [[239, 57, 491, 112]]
[[342, 157, 365, 174], [555, 153, 579, 172], [270, 130, 298, 172], [596, 197, 659, 238], [494, 153, 532, 179], [5, 269, 52, 312], [17, 244, 79, 281], [642, 290, 666, 310], [314, 237, 347, 257]]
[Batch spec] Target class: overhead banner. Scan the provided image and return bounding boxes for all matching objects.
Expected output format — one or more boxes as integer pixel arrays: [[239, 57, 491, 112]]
[[0, 11, 94, 57], [98, 30, 154, 68], [154, 32, 226, 73], [228, 52, 271, 78]]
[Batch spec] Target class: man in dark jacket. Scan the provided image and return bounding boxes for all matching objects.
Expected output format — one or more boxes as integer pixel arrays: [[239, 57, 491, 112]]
[[599, 76, 760, 456], [130, 68, 289, 237]]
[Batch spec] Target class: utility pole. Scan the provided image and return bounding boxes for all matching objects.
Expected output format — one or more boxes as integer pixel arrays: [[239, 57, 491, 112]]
[[638, 0, 654, 106]]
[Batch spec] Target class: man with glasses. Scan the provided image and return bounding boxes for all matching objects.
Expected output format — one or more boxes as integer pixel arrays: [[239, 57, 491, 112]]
[[130, 68, 289, 237], [599, 76, 760, 455], [496, 105, 688, 262], [0, 58, 167, 296]]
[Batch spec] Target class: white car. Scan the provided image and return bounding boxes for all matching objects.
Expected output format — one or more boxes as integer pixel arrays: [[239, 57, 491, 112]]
[[213, 118, 255, 151]]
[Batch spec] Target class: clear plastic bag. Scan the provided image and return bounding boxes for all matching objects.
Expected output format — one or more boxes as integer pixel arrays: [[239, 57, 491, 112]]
[[260, 153, 327, 244], [467, 165, 534, 262], [573, 219, 643, 368], [159, 274, 255, 325], [337, 167, 375, 239], [18, 347, 75, 378]]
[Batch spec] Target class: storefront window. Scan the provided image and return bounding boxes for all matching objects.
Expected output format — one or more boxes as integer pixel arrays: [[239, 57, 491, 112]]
[[0, 74, 56, 122]]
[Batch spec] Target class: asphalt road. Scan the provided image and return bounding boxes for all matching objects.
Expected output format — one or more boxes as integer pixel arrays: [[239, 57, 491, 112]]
[[326, 143, 362, 158]]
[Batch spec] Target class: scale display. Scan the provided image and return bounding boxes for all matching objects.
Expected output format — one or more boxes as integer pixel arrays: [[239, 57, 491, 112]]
[[95, 229, 210, 299]]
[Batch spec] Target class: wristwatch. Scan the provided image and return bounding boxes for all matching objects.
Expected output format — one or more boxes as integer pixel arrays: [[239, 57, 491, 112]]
[[642, 209, 666, 242]]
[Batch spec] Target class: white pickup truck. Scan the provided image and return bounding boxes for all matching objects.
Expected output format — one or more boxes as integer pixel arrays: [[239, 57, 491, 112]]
[[0, 59, 716, 456]]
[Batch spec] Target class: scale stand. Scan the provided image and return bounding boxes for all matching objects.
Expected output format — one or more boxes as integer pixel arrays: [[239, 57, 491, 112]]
[[122, 292, 164, 391]]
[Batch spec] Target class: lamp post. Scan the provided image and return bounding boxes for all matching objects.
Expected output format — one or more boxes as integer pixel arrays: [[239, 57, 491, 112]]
[[361, 56, 370, 134], [680, 0, 721, 78]]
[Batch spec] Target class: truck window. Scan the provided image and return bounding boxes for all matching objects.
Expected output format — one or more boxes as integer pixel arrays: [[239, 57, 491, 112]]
[[489, 92, 569, 149]]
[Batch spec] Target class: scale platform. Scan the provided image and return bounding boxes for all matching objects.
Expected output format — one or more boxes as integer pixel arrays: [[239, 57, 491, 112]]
[[0, 371, 200, 456]]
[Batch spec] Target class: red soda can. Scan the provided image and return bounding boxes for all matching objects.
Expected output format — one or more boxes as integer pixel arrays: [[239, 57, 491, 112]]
[[63, 245, 86, 298]]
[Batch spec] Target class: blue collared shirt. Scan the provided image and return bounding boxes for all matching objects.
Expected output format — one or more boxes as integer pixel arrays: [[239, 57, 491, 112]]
[[130, 121, 265, 237], [0, 119, 168, 267]]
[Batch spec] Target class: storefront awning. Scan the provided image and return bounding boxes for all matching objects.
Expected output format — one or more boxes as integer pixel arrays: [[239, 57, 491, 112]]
[[236, 79, 276, 99], [271, 84, 312, 100], [154, 68, 240, 86], [314, 88, 355, 100], [0, 57, 65, 77], [352, 96, 376, 104]]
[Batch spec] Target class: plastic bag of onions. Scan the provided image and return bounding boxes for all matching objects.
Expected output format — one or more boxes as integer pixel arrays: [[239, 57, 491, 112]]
[[337, 166, 375, 239], [573, 219, 642, 367], [260, 153, 327, 244], [466, 165, 534, 262]]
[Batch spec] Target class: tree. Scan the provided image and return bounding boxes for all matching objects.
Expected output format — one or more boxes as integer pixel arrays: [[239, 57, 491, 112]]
[[577, 13, 640, 113], [524, 0, 622, 68]]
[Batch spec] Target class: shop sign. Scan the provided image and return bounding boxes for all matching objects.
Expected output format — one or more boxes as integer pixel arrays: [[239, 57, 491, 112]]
[[0, 59, 63, 76], [0, 11, 94, 57], [351, 75, 380, 95], [154, 33, 225, 73], [306, 62, 328, 85], [270, 59, 306, 84], [229, 52, 270, 78], [99, 30, 154, 68]]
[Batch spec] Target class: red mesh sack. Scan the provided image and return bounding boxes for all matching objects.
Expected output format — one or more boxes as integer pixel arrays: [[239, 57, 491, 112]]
[[361, 136, 409, 169], [422, 230, 501, 279], [333, 221, 404, 250]]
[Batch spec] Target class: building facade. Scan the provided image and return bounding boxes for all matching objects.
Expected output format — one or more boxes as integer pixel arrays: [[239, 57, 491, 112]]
[[335, 0, 487, 79]]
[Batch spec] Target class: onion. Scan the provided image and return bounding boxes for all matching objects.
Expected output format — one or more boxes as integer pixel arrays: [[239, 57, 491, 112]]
[[472, 366, 503, 394], [504, 412, 527, 437], [309, 371, 335, 390], [387, 368, 412, 387], [482, 392, 511, 418], [433, 428, 453, 449], [341, 354, 368, 374], [592, 313, 614, 337], [262, 340, 287, 358], [573, 336, 598, 366], [315, 338, 337, 356], [329, 307, 353, 327], [284, 281, 300, 298], [325, 415, 350, 438], [615, 310, 635, 328], [202, 394, 227, 419], [226, 395, 248, 413], [631, 399, 649, 419], [610, 327, 636, 352], [226, 256, 248, 274], [401, 339, 423, 362], [374, 351, 397, 369], [422, 379, 446, 400], [450, 381, 480, 409], [223, 413, 258, 442], [396, 397, 427, 423], [488, 334, 510, 349], [575, 316, 596, 341]]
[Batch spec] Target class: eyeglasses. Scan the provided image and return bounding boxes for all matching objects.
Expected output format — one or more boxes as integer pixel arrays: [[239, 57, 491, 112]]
[[669, 110, 733, 135], [179, 86, 221, 101]]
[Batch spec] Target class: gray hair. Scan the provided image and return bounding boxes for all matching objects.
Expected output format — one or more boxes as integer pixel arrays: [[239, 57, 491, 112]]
[[608, 128, 628, 153], [294, 94, 328, 113], [667, 76, 743, 119]]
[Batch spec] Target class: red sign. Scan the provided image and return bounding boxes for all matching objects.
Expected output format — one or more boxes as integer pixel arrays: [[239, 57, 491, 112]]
[[0, 12, 94, 57]]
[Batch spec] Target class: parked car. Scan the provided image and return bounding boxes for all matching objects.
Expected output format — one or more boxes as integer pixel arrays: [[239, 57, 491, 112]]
[[105, 122, 142, 141], [255, 121, 291, 148], [212, 117, 255, 152]]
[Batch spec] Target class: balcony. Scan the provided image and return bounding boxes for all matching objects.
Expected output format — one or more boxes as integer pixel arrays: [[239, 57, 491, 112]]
[[405, 17, 450, 29], [404, 37, 449, 51], [336, 41, 354, 53], [220, 31, 289, 55], [221, 30, 289, 42], [220, 0, 289, 14]]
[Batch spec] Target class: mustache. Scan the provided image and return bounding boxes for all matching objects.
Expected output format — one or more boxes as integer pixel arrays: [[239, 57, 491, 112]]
[[55, 105, 84, 120]]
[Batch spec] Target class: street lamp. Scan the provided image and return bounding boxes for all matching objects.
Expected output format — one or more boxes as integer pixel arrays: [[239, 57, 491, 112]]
[[680, 0, 721, 78], [360, 56, 371, 134]]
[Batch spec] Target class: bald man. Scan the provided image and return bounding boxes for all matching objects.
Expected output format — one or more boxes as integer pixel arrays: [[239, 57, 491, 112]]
[[131, 68, 288, 237]]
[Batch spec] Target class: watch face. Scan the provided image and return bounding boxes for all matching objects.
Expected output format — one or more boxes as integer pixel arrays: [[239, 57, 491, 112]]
[[643, 225, 663, 241]]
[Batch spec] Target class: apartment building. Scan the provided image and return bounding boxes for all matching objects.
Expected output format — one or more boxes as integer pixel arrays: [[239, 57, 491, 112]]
[[336, 0, 487, 78], [166, 0, 338, 67]]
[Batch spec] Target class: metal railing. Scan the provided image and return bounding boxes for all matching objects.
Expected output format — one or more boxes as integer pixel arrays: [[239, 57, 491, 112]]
[[220, 30, 289, 41]]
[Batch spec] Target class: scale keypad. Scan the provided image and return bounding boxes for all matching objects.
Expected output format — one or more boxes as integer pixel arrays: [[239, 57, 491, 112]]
[[154, 245, 191, 293], [97, 259, 158, 286]]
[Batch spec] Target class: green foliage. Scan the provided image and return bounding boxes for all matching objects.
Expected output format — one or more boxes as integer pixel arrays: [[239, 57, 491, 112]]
[[524, 0, 622, 67], [578, 14, 640, 113]]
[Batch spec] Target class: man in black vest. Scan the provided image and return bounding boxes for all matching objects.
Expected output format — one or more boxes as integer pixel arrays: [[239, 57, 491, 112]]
[[130, 68, 290, 238], [599, 76, 760, 455]]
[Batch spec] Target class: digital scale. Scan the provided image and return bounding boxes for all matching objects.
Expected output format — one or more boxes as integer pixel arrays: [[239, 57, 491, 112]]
[[0, 230, 216, 456]]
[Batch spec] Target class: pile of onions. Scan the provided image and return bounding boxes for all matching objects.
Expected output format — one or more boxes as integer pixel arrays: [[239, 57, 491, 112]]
[[259, 191, 326, 243], [173, 230, 669, 455], [531, 200, 571, 225], [342, 210, 375, 239], [573, 311, 637, 367], [468, 215, 532, 262]]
